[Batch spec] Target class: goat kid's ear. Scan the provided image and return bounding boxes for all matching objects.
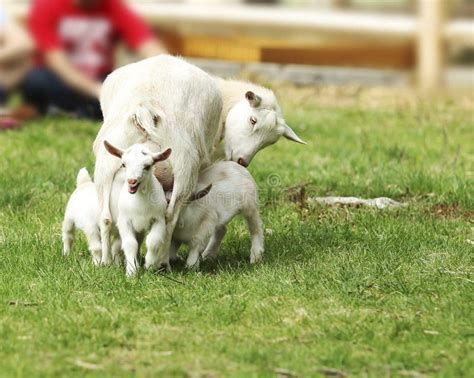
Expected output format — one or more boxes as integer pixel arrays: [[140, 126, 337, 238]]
[[245, 91, 262, 108], [104, 140, 124, 158], [152, 148, 172, 163], [282, 124, 306, 145], [189, 184, 212, 202]]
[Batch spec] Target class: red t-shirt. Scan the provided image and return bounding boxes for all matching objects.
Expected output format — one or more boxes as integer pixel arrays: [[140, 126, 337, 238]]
[[29, 0, 154, 79]]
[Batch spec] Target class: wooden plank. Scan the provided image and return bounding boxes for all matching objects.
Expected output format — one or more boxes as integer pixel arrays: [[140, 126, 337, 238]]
[[157, 30, 414, 68], [133, 4, 417, 42], [182, 35, 261, 62], [261, 43, 414, 69], [417, 0, 446, 91]]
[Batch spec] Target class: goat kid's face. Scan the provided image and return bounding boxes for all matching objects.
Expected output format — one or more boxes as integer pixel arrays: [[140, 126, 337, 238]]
[[104, 141, 172, 194], [224, 91, 305, 167]]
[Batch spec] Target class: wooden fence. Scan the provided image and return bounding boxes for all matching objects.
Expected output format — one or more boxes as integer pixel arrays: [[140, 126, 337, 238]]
[[5, 1, 474, 90]]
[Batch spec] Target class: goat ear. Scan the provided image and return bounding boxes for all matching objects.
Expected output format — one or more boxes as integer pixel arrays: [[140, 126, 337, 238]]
[[188, 184, 212, 202], [104, 140, 123, 158], [152, 148, 172, 163], [245, 91, 262, 108], [282, 124, 306, 144]]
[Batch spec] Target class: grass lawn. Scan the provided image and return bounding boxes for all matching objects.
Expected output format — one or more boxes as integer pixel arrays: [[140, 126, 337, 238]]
[[0, 92, 473, 377]]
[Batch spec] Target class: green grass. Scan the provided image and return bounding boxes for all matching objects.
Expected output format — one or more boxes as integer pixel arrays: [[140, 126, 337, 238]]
[[0, 99, 473, 377]]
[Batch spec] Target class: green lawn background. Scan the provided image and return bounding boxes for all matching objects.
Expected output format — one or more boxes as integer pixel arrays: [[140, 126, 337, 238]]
[[0, 94, 472, 376]]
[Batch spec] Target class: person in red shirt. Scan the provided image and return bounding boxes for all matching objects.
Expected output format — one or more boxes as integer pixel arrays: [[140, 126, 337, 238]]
[[23, 0, 166, 120]]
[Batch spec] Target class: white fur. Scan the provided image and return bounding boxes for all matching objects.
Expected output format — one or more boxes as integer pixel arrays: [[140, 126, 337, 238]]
[[93, 55, 223, 269], [214, 78, 306, 167], [62, 168, 122, 266], [110, 144, 169, 276], [62, 168, 102, 265], [171, 161, 264, 270]]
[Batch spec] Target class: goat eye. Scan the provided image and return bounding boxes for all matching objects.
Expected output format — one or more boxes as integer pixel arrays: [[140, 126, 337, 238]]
[[249, 116, 257, 126], [144, 165, 151, 171], [121, 163, 125, 168]]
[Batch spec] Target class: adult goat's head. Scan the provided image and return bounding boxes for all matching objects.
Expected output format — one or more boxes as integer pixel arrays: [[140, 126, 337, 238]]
[[224, 90, 305, 167]]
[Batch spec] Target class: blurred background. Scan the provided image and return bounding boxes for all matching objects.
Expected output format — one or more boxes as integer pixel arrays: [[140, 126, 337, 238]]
[[1, 0, 473, 125]]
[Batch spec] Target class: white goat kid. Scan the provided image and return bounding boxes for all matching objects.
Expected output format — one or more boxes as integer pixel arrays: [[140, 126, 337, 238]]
[[171, 161, 264, 270], [104, 141, 172, 276], [62, 168, 102, 265], [93, 55, 222, 270], [62, 168, 124, 265]]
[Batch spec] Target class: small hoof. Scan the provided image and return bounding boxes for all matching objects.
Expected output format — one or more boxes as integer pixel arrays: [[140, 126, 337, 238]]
[[126, 265, 139, 277], [100, 259, 113, 267], [92, 258, 101, 267], [250, 254, 263, 264], [158, 262, 171, 273], [201, 252, 217, 262], [185, 259, 200, 271]]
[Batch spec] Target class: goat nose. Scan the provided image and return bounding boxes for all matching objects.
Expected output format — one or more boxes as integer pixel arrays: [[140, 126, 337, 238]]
[[128, 179, 138, 185], [237, 158, 248, 167]]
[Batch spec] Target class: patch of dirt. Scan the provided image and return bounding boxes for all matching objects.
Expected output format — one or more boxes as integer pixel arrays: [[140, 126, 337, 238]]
[[286, 182, 313, 209], [429, 204, 473, 220]]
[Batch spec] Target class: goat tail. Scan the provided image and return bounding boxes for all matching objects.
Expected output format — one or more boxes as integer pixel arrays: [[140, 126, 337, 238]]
[[76, 168, 92, 187]]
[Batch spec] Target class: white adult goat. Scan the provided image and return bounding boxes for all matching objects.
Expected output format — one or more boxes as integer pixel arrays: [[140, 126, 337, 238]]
[[93, 55, 222, 270], [94, 55, 305, 270]]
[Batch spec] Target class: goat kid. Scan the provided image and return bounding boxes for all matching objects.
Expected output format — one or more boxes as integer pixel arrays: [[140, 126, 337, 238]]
[[62, 168, 123, 266], [170, 161, 264, 270], [62, 168, 102, 265], [104, 141, 171, 276]]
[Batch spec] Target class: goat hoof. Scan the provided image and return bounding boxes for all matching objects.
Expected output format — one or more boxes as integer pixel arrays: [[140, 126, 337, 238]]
[[185, 259, 200, 271], [158, 262, 171, 273], [250, 253, 263, 264], [250, 250, 263, 264], [100, 258, 113, 266], [92, 258, 101, 267], [126, 263, 139, 277], [201, 252, 217, 261], [144, 259, 157, 271]]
